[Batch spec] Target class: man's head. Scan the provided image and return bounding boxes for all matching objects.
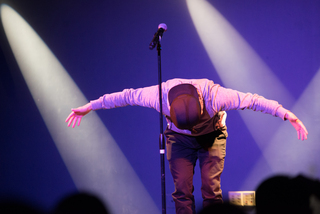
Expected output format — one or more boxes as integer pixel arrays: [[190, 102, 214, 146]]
[[168, 84, 201, 130]]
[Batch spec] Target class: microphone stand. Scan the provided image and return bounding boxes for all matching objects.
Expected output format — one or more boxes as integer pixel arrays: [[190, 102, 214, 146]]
[[157, 41, 166, 214]]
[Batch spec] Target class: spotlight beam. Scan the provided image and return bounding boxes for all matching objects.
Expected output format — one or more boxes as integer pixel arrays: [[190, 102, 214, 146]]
[[1, 4, 160, 214], [242, 68, 320, 189], [186, 0, 295, 149], [186, 0, 317, 190]]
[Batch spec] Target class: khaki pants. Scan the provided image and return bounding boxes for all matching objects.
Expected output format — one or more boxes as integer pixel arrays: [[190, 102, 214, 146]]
[[165, 127, 227, 214]]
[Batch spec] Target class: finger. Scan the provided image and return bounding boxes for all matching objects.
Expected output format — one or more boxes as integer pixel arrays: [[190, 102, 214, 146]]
[[302, 130, 308, 141], [299, 122, 308, 141], [65, 112, 74, 122], [299, 129, 307, 141], [67, 116, 75, 127], [73, 117, 78, 128], [78, 117, 82, 126]]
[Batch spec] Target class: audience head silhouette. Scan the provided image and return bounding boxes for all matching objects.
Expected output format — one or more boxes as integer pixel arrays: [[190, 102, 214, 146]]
[[53, 192, 110, 214]]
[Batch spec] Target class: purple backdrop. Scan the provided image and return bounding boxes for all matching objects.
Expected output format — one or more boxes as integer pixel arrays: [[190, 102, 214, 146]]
[[0, 0, 319, 213]]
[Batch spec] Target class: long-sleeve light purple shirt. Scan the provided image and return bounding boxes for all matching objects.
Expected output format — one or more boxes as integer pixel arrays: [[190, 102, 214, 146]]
[[90, 78, 288, 135]]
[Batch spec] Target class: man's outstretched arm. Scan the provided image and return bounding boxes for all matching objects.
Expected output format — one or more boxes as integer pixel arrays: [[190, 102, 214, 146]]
[[214, 86, 308, 141]]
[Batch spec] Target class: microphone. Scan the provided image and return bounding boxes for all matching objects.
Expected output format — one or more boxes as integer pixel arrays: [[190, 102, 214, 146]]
[[149, 23, 167, 50]]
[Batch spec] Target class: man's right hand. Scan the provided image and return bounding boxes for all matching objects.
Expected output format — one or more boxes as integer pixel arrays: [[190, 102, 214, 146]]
[[65, 103, 92, 128]]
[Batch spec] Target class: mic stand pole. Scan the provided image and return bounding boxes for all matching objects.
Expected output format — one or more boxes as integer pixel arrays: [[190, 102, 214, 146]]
[[157, 41, 166, 214]]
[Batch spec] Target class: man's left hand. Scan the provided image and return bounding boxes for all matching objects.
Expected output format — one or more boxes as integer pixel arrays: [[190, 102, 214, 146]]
[[285, 111, 308, 141]]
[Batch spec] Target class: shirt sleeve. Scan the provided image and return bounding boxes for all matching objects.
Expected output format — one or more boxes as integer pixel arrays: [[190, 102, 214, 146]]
[[90, 85, 160, 111], [213, 86, 289, 120]]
